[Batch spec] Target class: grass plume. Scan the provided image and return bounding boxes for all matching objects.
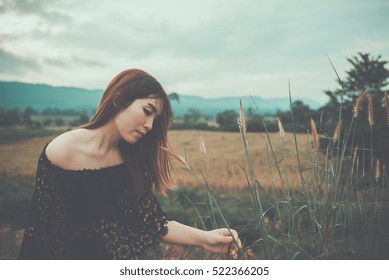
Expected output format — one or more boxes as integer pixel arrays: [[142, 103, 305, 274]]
[[353, 89, 368, 117], [238, 99, 247, 132], [332, 121, 341, 140], [278, 117, 285, 139], [367, 94, 374, 126], [310, 117, 319, 151], [160, 146, 190, 170]]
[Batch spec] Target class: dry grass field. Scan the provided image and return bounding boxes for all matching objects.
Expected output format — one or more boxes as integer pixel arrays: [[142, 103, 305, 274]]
[[1, 128, 389, 260], [168, 130, 314, 191], [0, 130, 313, 190]]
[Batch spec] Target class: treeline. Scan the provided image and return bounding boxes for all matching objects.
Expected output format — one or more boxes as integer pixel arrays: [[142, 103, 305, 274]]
[[1, 102, 316, 132], [170, 100, 315, 133], [0, 107, 91, 127]]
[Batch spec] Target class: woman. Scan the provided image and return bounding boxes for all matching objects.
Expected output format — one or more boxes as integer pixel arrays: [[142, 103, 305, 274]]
[[18, 69, 241, 260]]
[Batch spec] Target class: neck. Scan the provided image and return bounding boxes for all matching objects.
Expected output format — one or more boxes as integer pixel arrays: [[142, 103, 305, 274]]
[[83, 120, 122, 155]]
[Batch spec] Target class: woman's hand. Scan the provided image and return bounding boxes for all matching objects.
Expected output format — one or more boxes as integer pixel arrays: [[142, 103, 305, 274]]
[[161, 222, 242, 259], [202, 228, 242, 259]]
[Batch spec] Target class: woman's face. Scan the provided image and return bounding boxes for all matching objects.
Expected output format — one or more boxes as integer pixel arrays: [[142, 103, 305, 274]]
[[113, 97, 163, 144]]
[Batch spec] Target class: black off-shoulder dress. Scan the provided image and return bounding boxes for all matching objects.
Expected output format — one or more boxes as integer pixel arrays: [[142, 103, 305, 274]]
[[18, 144, 169, 260]]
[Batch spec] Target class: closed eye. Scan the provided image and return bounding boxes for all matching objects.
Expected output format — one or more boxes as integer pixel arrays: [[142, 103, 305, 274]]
[[143, 108, 152, 116]]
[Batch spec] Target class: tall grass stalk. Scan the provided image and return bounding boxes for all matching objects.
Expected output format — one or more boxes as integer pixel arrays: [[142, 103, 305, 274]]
[[288, 82, 306, 190], [161, 147, 244, 258], [237, 100, 272, 258], [164, 68, 387, 259], [239, 78, 386, 258]]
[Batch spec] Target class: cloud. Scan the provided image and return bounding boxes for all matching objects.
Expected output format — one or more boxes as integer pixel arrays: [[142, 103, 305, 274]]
[[0, 0, 71, 24], [0, 0, 388, 103], [43, 55, 107, 69], [0, 48, 40, 74], [0, 0, 47, 14], [72, 56, 107, 68]]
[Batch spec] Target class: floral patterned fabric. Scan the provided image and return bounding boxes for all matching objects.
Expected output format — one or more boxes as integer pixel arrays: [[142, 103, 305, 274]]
[[18, 144, 169, 259]]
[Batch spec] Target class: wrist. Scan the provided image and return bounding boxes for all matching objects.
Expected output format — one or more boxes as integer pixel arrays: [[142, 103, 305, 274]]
[[197, 229, 208, 249]]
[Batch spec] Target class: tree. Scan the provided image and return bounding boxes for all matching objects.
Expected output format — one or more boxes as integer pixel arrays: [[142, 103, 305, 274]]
[[168, 92, 180, 104], [79, 113, 90, 125], [321, 52, 389, 184], [0, 109, 20, 126], [216, 110, 239, 131], [183, 108, 202, 123], [325, 52, 389, 111], [322, 53, 389, 130], [21, 107, 37, 126], [345, 53, 388, 95], [278, 101, 313, 132]]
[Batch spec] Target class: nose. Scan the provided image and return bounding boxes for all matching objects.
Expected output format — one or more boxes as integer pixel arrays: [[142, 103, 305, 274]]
[[144, 117, 153, 132]]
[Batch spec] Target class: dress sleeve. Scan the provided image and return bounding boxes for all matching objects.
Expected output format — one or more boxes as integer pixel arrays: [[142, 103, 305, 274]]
[[136, 180, 170, 246], [18, 149, 69, 259]]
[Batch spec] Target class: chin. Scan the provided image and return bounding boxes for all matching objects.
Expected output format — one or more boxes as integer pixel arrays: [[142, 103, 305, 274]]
[[120, 132, 140, 144], [125, 139, 138, 144], [125, 136, 142, 144]]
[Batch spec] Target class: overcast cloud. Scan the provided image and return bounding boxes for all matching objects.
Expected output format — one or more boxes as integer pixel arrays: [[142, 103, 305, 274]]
[[1, 0, 388, 103]]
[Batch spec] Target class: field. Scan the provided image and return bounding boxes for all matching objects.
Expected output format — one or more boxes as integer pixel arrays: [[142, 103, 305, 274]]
[[0, 130, 310, 190], [1, 128, 388, 259]]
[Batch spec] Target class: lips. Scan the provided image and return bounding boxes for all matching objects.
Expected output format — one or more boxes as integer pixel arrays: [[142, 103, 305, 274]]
[[136, 130, 146, 137]]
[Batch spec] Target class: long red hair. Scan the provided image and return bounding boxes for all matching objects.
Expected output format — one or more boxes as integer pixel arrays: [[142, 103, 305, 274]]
[[82, 69, 174, 196]]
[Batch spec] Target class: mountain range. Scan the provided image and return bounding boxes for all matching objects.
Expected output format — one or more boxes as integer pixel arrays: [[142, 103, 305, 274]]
[[0, 81, 323, 116]]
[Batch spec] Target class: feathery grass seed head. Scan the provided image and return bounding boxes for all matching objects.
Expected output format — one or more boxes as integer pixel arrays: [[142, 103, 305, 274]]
[[310, 117, 319, 151], [238, 99, 247, 132], [160, 147, 190, 170], [278, 117, 285, 138], [199, 133, 206, 156], [332, 121, 341, 140], [367, 94, 374, 126], [353, 89, 368, 117]]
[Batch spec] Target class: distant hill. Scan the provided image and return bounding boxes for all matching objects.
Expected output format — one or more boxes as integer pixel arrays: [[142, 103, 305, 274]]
[[0, 81, 323, 116], [0, 81, 102, 112]]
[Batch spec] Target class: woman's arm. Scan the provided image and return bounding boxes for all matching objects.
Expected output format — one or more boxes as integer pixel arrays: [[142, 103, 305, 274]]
[[160, 221, 242, 258]]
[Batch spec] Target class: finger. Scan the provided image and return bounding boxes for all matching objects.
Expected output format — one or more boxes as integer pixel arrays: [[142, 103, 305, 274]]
[[229, 230, 242, 248], [230, 251, 238, 260], [219, 235, 233, 244], [229, 246, 238, 259], [219, 228, 231, 236], [217, 229, 242, 247], [230, 243, 240, 256], [220, 243, 231, 254], [229, 229, 239, 241]]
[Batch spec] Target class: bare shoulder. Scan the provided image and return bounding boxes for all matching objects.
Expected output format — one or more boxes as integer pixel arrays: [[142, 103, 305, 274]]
[[45, 129, 86, 170]]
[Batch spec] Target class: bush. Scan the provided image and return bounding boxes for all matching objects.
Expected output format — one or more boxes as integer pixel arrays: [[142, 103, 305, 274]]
[[0, 178, 34, 227]]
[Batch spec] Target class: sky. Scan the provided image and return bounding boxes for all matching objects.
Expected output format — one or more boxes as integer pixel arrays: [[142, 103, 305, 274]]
[[1, 0, 388, 104]]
